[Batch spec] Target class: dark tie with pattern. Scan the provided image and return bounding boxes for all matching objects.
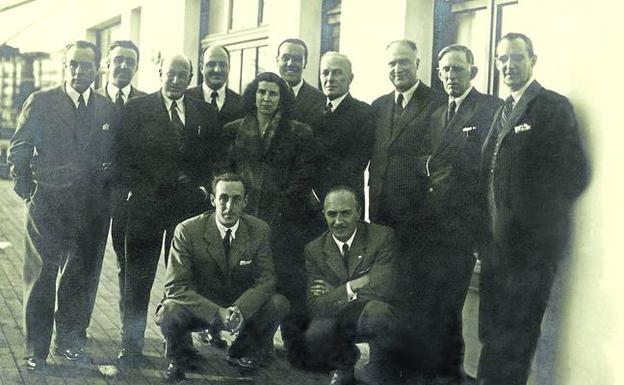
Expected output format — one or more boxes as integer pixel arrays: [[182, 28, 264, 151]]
[[224, 229, 232, 273], [170, 101, 184, 129], [210, 91, 219, 109], [115, 89, 124, 109], [447, 100, 457, 124], [324, 101, 333, 115], [499, 96, 514, 132], [392, 93, 404, 134], [77, 93, 87, 116], [342, 243, 350, 273]]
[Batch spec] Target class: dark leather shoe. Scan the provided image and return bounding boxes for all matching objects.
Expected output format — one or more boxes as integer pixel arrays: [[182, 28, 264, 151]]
[[117, 348, 142, 368], [25, 357, 47, 372], [330, 368, 355, 385], [164, 360, 186, 383], [54, 346, 88, 362], [226, 354, 259, 370]]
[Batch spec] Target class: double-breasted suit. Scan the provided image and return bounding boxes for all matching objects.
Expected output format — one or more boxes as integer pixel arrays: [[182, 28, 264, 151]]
[[8, 85, 118, 358], [158, 212, 288, 359], [186, 86, 244, 126], [312, 94, 375, 201], [477, 80, 590, 385], [291, 81, 326, 127], [304, 222, 399, 370], [413, 88, 502, 378], [96, 84, 146, 323], [115, 91, 223, 353]]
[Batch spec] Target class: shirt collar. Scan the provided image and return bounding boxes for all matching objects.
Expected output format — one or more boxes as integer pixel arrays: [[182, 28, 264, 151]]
[[449, 85, 473, 110], [332, 227, 357, 255], [65, 82, 92, 108], [394, 80, 420, 107], [202, 82, 226, 102], [290, 79, 304, 97], [106, 82, 132, 102], [326, 92, 349, 112], [215, 216, 240, 240], [510, 77, 535, 104], [161, 90, 185, 112]]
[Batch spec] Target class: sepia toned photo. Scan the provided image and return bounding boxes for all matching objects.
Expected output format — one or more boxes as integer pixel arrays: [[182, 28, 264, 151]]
[[0, 1, 617, 384]]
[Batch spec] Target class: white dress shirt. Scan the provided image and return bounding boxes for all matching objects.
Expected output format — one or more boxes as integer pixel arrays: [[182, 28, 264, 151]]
[[326, 92, 349, 112], [332, 229, 358, 301], [161, 92, 186, 125], [290, 79, 304, 98], [106, 82, 132, 104], [215, 217, 240, 242], [202, 83, 226, 111], [65, 83, 92, 108], [394, 80, 420, 108]]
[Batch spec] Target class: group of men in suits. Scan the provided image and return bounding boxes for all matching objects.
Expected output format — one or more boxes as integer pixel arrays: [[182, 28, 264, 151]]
[[7, 31, 588, 385]]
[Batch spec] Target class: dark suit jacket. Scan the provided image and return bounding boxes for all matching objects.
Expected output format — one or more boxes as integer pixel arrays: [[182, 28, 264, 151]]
[[481, 80, 590, 266], [312, 93, 375, 200], [186, 86, 244, 125], [421, 88, 502, 252], [163, 212, 276, 320], [304, 222, 398, 318], [8, 85, 118, 200], [368, 83, 444, 226], [225, 115, 319, 225], [291, 81, 325, 127], [115, 91, 223, 202]]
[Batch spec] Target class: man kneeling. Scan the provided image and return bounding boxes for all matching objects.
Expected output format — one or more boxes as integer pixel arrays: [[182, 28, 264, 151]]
[[305, 186, 400, 385], [157, 173, 289, 382]]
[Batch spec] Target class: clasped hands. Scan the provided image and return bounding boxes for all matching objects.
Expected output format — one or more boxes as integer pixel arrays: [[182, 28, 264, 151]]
[[216, 306, 244, 334], [309, 274, 370, 297]]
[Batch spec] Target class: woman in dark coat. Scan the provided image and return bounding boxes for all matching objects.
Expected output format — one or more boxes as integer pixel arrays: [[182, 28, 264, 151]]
[[224, 72, 320, 364]]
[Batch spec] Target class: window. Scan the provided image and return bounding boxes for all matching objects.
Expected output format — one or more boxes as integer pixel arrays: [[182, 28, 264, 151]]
[[321, 0, 341, 55], [201, 0, 271, 93], [88, 17, 122, 89], [433, 0, 518, 96]]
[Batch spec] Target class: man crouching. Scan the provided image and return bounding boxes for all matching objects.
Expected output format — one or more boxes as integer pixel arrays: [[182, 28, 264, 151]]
[[157, 173, 289, 382], [305, 186, 401, 385]]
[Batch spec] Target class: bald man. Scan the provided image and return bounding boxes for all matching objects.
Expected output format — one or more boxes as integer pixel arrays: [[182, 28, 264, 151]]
[[186, 45, 243, 125], [114, 53, 223, 366]]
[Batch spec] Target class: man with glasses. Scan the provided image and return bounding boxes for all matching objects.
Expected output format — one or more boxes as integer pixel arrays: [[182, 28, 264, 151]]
[[114, 53, 222, 367], [276, 38, 325, 126], [410, 44, 501, 384], [478, 33, 589, 385], [8, 40, 118, 371]]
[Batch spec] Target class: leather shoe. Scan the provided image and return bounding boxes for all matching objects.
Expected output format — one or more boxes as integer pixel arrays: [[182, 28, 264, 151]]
[[54, 346, 88, 361], [330, 368, 355, 385], [117, 349, 142, 368], [163, 360, 186, 383], [226, 353, 259, 370], [25, 357, 47, 372]]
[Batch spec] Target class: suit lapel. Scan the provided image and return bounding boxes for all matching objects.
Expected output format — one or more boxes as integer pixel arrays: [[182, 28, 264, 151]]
[[499, 81, 542, 140], [389, 85, 428, 145], [440, 90, 480, 150], [203, 214, 229, 275], [377, 93, 395, 151], [228, 218, 249, 273], [184, 97, 200, 136], [323, 234, 349, 282], [347, 223, 367, 278]]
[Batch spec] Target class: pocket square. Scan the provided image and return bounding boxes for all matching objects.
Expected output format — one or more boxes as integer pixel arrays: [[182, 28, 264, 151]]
[[239, 259, 253, 266], [462, 126, 477, 138], [102, 123, 110, 131], [514, 123, 532, 133]]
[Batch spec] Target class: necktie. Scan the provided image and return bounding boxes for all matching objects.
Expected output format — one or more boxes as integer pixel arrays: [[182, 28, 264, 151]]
[[342, 243, 350, 273], [447, 100, 457, 124], [210, 91, 219, 109], [224, 229, 232, 272], [499, 96, 514, 132], [170, 101, 184, 129], [324, 101, 333, 115], [77, 93, 88, 125], [115, 89, 124, 109], [391, 93, 404, 135]]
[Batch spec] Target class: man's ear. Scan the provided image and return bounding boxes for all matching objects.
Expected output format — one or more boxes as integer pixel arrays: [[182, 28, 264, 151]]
[[242, 194, 248, 209], [210, 194, 216, 208], [470, 65, 478, 80]]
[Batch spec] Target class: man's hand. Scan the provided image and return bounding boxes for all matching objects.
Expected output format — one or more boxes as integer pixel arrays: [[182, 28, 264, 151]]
[[216, 307, 230, 326], [226, 306, 244, 333], [349, 274, 370, 292], [310, 279, 335, 297]]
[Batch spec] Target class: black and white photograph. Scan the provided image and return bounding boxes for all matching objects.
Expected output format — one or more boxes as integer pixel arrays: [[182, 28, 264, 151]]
[[0, 0, 617, 384]]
